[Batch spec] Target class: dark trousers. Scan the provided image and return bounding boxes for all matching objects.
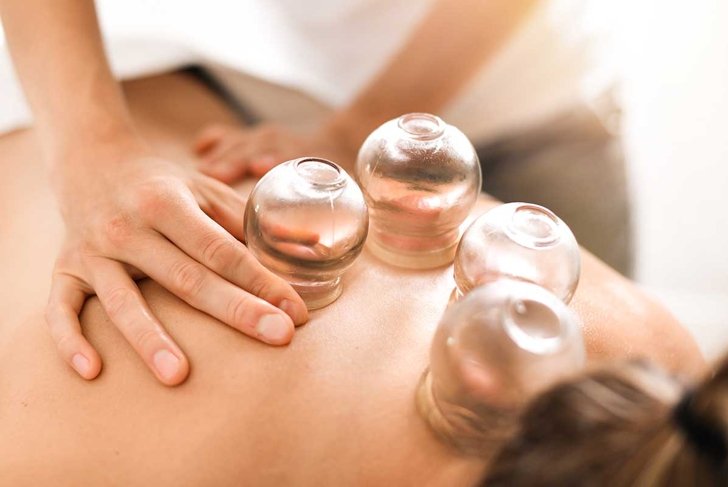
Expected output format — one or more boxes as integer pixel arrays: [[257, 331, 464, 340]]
[[476, 101, 634, 277]]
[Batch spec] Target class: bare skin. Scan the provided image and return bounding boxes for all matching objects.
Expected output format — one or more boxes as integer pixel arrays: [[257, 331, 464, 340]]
[[0, 0, 539, 385], [0, 0, 309, 386], [0, 73, 704, 485]]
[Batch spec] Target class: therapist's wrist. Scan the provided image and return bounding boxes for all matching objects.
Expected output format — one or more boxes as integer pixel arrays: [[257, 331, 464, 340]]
[[48, 117, 147, 167], [48, 134, 158, 227], [48, 122, 152, 193], [37, 87, 142, 162]]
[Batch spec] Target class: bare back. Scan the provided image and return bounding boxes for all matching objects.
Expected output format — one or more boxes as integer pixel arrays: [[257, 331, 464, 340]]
[[0, 73, 703, 486]]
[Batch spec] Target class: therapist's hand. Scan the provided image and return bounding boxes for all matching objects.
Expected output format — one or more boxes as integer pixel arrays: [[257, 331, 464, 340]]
[[46, 141, 308, 386], [193, 122, 357, 183]]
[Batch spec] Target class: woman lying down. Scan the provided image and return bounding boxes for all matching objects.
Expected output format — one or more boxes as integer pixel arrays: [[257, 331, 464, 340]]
[[0, 75, 705, 486], [0, 206, 706, 485]]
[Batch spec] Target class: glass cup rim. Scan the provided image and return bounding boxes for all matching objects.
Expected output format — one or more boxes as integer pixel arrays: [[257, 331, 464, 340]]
[[397, 112, 446, 141], [293, 157, 346, 189], [504, 203, 563, 249]]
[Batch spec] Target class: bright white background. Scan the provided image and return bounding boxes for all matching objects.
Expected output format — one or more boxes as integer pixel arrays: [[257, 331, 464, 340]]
[[609, 0, 728, 359]]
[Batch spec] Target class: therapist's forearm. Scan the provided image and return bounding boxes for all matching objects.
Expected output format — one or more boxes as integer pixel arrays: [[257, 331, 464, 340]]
[[0, 0, 139, 159], [326, 0, 539, 148]]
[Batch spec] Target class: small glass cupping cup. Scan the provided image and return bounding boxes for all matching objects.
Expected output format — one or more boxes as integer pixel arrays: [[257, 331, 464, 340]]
[[355, 113, 482, 269], [452, 202, 581, 304], [244, 157, 369, 310], [416, 279, 585, 455]]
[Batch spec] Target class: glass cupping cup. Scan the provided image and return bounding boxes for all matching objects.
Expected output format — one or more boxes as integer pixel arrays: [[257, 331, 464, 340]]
[[356, 113, 482, 269], [245, 157, 369, 310], [453, 202, 581, 303], [417, 279, 585, 454]]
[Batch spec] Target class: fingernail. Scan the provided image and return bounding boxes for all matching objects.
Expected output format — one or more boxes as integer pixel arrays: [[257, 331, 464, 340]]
[[153, 349, 181, 382], [72, 353, 90, 377], [279, 299, 307, 325], [256, 314, 292, 344]]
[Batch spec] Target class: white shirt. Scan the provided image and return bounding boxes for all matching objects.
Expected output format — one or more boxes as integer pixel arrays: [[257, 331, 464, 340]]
[[0, 0, 612, 142]]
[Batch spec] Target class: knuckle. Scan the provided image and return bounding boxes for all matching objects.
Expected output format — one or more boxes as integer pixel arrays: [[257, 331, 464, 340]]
[[239, 247, 261, 269], [201, 234, 238, 268], [132, 327, 163, 352], [55, 333, 78, 355], [226, 296, 252, 327], [247, 272, 277, 299], [103, 286, 135, 321], [170, 261, 206, 299], [78, 243, 101, 264], [103, 214, 135, 246], [132, 180, 176, 219]]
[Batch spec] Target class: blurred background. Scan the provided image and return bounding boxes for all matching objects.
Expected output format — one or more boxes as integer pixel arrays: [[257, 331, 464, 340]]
[[611, 0, 728, 359], [1, 0, 726, 358]]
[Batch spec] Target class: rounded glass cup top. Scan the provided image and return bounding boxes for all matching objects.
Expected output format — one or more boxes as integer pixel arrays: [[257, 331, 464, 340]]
[[355, 113, 482, 269], [244, 157, 369, 310], [453, 202, 581, 304], [416, 279, 585, 454]]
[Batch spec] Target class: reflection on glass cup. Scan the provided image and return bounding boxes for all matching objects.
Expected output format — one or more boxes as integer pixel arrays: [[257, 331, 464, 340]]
[[356, 113, 482, 269], [245, 157, 369, 309], [417, 280, 585, 455], [452, 203, 581, 304]]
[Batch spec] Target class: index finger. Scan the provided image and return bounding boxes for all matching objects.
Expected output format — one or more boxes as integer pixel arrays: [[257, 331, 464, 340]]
[[155, 200, 309, 325], [193, 124, 231, 155], [89, 257, 190, 386]]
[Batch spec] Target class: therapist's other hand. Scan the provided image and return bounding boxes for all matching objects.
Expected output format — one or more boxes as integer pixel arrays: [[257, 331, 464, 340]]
[[193, 123, 357, 183], [46, 143, 308, 386]]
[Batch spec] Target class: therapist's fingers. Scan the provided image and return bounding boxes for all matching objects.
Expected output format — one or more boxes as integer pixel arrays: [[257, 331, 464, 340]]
[[196, 176, 320, 249], [259, 218, 320, 246], [199, 141, 252, 183], [388, 193, 444, 222], [123, 232, 297, 343], [227, 132, 283, 175], [195, 176, 248, 242], [89, 257, 190, 386], [247, 154, 282, 177], [46, 273, 102, 380], [196, 124, 294, 183], [193, 124, 232, 155], [256, 216, 323, 260], [153, 199, 309, 326]]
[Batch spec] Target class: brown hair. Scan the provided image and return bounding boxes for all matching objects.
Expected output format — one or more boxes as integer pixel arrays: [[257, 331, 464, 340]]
[[482, 354, 728, 486]]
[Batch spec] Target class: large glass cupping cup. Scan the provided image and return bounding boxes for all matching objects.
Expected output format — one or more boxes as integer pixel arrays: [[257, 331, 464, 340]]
[[416, 280, 586, 455], [355, 113, 482, 269], [453, 203, 581, 304], [244, 157, 369, 310]]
